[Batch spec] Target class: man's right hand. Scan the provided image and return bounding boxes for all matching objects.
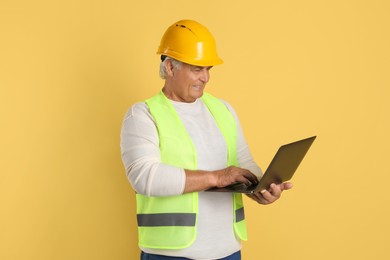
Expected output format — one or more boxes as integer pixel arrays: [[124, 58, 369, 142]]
[[215, 166, 259, 188], [184, 166, 258, 193]]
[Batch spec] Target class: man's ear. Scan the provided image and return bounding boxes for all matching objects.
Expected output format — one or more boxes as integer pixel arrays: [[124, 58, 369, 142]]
[[164, 59, 175, 77]]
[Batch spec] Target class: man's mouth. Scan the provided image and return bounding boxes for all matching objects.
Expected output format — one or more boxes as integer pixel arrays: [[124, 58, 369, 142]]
[[192, 85, 204, 91]]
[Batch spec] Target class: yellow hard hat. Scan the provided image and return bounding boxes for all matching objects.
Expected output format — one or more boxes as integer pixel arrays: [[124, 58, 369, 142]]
[[157, 20, 223, 66]]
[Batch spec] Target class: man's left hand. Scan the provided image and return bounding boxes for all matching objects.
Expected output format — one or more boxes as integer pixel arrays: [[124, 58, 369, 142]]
[[247, 182, 293, 205]]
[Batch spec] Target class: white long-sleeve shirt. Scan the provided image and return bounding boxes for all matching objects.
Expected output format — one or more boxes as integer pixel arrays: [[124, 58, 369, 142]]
[[120, 96, 262, 259]]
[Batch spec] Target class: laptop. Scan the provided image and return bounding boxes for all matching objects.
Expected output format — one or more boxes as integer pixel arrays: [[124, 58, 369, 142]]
[[207, 136, 316, 194]]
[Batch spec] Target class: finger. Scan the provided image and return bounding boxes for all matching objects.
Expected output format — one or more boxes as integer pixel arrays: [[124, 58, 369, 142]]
[[242, 171, 259, 184], [269, 183, 282, 197], [248, 193, 269, 204], [259, 189, 276, 203], [236, 175, 254, 186], [232, 170, 256, 185], [282, 182, 293, 190]]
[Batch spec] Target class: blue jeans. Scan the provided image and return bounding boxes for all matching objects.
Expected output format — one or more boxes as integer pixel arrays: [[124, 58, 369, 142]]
[[140, 250, 241, 260]]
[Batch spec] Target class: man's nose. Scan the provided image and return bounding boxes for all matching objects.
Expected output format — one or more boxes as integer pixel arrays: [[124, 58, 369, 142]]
[[199, 69, 210, 83]]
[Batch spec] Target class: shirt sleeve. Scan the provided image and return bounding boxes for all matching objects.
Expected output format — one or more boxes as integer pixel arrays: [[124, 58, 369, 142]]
[[120, 102, 186, 196], [222, 101, 263, 179]]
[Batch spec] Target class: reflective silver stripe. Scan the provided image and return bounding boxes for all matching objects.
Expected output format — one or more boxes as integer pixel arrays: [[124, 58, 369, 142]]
[[137, 213, 196, 227], [235, 207, 245, 222]]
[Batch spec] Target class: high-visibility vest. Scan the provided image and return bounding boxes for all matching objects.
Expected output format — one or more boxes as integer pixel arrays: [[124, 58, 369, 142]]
[[136, 91, 247, 249]]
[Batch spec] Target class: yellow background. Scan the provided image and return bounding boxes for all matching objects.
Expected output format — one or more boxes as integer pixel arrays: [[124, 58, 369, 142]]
[[1, 0, 389, 259]]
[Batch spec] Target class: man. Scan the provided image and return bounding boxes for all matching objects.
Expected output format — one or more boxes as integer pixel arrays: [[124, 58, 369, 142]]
[[120, 19, 292, 260]]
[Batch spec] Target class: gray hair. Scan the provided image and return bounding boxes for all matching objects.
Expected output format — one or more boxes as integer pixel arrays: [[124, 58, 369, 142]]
[[159, 57, 182, 79]]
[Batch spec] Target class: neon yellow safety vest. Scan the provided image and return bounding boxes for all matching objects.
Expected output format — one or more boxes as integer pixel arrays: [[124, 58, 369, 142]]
[[136, 91, 247, 249]]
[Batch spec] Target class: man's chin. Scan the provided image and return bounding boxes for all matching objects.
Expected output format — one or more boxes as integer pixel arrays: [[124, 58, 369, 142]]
[[192, 88, 204, 96]]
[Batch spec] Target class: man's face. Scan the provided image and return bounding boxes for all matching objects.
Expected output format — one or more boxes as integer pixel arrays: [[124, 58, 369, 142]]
[[167, 62, 212, 103]]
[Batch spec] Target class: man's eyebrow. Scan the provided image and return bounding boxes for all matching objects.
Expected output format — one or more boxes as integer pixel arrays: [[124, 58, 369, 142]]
[[193, 66, 213, 69]]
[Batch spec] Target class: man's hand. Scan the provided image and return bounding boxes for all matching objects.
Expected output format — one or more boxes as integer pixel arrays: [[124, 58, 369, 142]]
[[184, 166, 258, 193], [247, 182, 293, 204], [215, 166, 259, 188]]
